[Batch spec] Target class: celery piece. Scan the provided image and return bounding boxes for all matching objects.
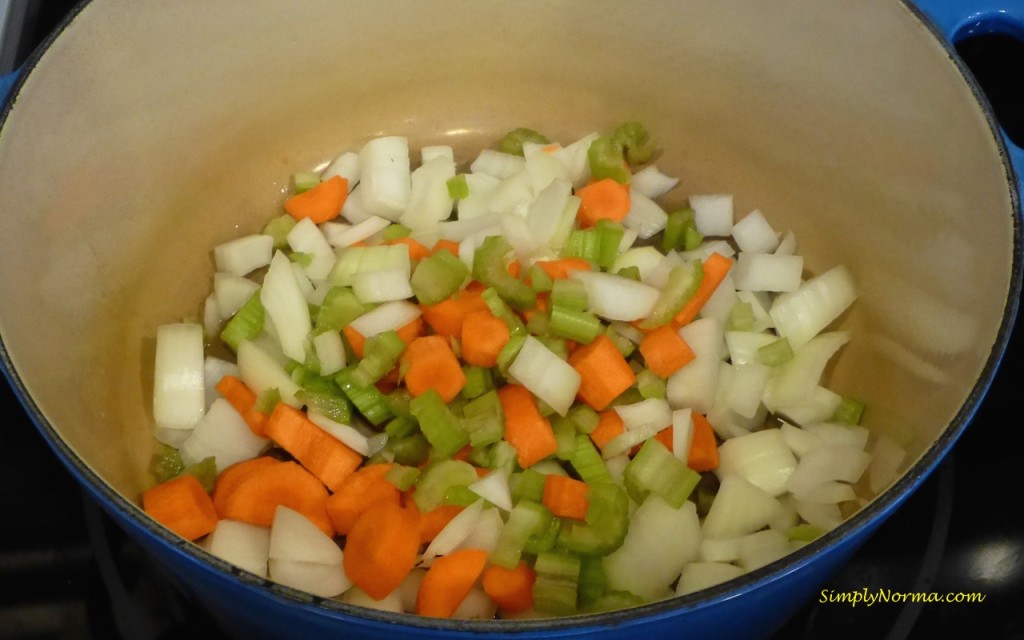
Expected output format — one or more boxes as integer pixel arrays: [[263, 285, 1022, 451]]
[[636, 368, 667, 400], [552, 417, 578, 461], [461, 389, 504, 447], [578, 555, 607, 610], [254, 387, 281, 414], [291, 172, 321, 194], [381, 223, 412, 241], [523, 514, 562, 555], [411, 249, 470, 306], [389, 433, 430, 467], [757, 336, 794, 367], [585, 591, 646, 614], [497, 333, 527, 376], [527, 264, 554, 293], [587, 135, 631, 184], [351, 330, 406, 387], [532, 551, 581, 616], [315, 286, 368, 333], [481, 287, 527, 337], [412, 458, 479, 512], [640, 261, 704, 329], [550, 279, 588, 312], [595, 219, 625, 271], [683, 225, 704, 251], [149, 445, 185, 483], [727, 300, 756, 332], [615, 265, 642, 281], [488, 440, 519, 475], [288, 251, 314, 268], [623, 439, 700, 509], [568, 405, 600, 434], [446, 174, 470, 200], [557, 482, 628, 555], [385, 387, 414, 417], [549, 305, 602, 345], [409, 388, 470, 459], [385, 415, 419, 439], [662, 208, 698, 253], [263, 214, 298, 250], [498, 127, 550, 156], [385, 464, 421, 491], [295, 374, 352, 424], [460, 365, 494, 400], [467, 444, 491, 468], [183, 456, 218, 493], [472, 236, 536, 311], [604, 324, 636, 358], [611, 121, 655, 166], [492, 500, 554, 569], [787, 523, 825, 542], [833, 396, 866, 425], [526, 309, 552, 337], [220, 290, 265, 351], [510, 469, 547, 503], [561, 228, 600, 263], [569, 435, 612, 485], [444, 484, 481, 507], [334, 366, 394, 426]]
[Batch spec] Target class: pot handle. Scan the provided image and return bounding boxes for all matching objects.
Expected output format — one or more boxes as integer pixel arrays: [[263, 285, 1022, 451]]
[[912, 0, 1024, 198]]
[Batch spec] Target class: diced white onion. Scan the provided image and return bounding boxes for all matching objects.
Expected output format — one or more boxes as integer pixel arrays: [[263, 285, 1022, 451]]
[[702, 474, 783, 539], [671, 409, 694, 464], [401, 155, 456, 230], [320, 151, 360, 188], [205, 520, 270, 578], [422, 499, 484, 561], [153, 323, 206, 431], [214, 234, 274, 277], [358, 136, 411, 220], [630, 165, 680, 199], [715, 428, 797, 497], [308, 412, 370, 456], [287, 217, 337, 283], [689, 194, 733, 237], [347, 300, 421, 338], [770, 265, 857, 349], [468, 471, 513, 512], [732, 253, 804, 293], [676, 562, 745, 596], [622, 187, 668, 239], [312, 331, 346, 377], [322, 215, 390, 248], [614, 398, 673, 432], [237, 339, 302, 407], [261, 251, 313, 362], [507, 336, 581, 416], [351, 267, 415, 303], [731, 209, 779, 254], [180, 398, 268, 469], [470, 149, 524, 179], [569, 270, 661, 322], [214, 273, 260, 319]]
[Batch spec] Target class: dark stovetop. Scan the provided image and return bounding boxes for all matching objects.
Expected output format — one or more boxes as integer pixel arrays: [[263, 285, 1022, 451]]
[[2, 4, 1023, 639]]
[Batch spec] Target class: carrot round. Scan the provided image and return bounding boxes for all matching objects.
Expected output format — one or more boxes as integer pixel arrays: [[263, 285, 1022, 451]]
[[283, 175, 348, 224], [481, 561, 536, 614], [688, 412, 720, 472], [497, 384, 558, 469], [401, 335, 467, 403], [568, 334, 636, 411], [416, 548, 489, 618], [460, 308, 511, 368], [672, 252, 733, 328], [344, 501, 421, 600], [542, 475, 590, 521], [142, 474, 218, 541], [638, 325, 696, 378], [264, 403, 363, 492], [576, 178, 631, 228], [213, 457, 334, 536], [325, 463, 400, 535]]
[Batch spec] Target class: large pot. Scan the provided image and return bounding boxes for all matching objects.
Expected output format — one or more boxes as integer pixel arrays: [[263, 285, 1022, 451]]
[[0, 1, 1020, 638]]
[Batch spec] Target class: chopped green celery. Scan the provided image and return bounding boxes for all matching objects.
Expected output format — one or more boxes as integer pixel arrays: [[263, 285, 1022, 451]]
[[487, 440, 519, 474], [446, 174, 470, 200], [497, 333, 527, 375], [537, 335, 570, 362], [552, 417, 578, 461], [315, 286, 368, 333], [411, 249, 470, 305], [683, 225, 703, 251], [409, 388, 470, 458], [366, 448, 397, 466], [481, 287, 527, 336], [220, 290, 264, 351], [510, 468, 547, 502], [149, 445, 185, 483], [568, 405, 600, 434], [295, 374, 352, 424], [465, 444, 490, 468], [334, 366, 394, 426], [412, 459, 479, 512], [472, 236, 536, 311], [381, 223, 412, 241], [757, 336, 794, 367], [636, 368, 667, 400], [526, 309, 552, 336], [288, 251, 314, 268], [444, 484, 481, 507], [611, 121, 655, 166], [569, 435, 613, 485], [549, 305, 602, 344], [557, 482, 629, 555], [523, 514, 562, 555], [351, 330, 405, 387], [639, 261, 704, 329], [787, 523, 824, 542], [586, 135, 631, 184], [604, 324, 636, 358], [595, 220, 625, 271], [585, 591, 646, 614], [384, 415, 418, 439], [615, 265, 642, 281], [532, 551, 581, 616], [623, 439, 700, 509], [498, 127, 549, 156], [578, 555, 607, 610], [550, 279, 588, 312], [460, 365, 494, 400], [461, 389, 504, 447], [385, 464, 420, 491], [662, 208, 700, 253], [833, 396, 866, 425], [610, 387, 644, 407], [527, 264, 554, 293], [728, 300, 756, 331], [385, 387, 414, 417], [389, 432, 430, 467], [262, 214, 298, 250], [254, 388, 281, 414], [182, 456, 218, 492], [291, 171, 320, 194], [492, 500, 554, 569], [561, 228, 600, 263]]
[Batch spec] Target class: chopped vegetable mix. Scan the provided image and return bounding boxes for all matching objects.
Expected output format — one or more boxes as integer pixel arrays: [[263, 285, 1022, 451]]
[[146, 123, 883, 620]]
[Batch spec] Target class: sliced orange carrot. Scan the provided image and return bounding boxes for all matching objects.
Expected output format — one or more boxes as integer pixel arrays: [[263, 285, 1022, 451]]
[[533, 257, 593, 280], [497, 384, 558, 468], [420, 288, 490, 338], [431, 238, 461, 257], [418, 504, 466, 544], [672, 252, 734, 328], [283, 175, 348, 224], [654, 426, 674, 452], [343, 316, 424, 360], [213, 458, 334, 536], [461, 308, 511, 368], [576, 178, 630, 228], [215, 375, 269, 437], [638, 324, 696, 378], [541, 474, 590, 520], [481, 561, 536, 614], [264, 403, 363, 492], [568, 334, 637, 411], [142, 474, 218, 541], [688, 413, 720, 472], [589, 409, 626, 451], [401, 335, 467, 402], [416, 548, 490, 618], [211, 456, 279, 512], [324, 463, 400, 535], [386, 236, 431, 261], [344, 501, 421, 600]]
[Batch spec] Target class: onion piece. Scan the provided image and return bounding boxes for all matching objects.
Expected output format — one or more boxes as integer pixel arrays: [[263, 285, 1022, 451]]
[[689, 194, 733, 237], [261, 251, 312, 362], [569, 270, 660, 322], [153, 323, 206, 432], [507, 336, 581, 416], [214, 234, 274, 277], [731, 209, 779, 254], [715, 428, 797, 497], [308, 412, 370, 456], [358, 136, 411, 220], [322, 215, 390, 248], [770, 265, 857, 349], [630, 165, 679, 199], [347, 300, 421, 338], [180, 398, 268, 469]]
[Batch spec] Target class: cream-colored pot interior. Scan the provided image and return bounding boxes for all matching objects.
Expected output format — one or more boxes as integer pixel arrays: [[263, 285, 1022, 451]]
[[0, 0, 1016, 522]]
